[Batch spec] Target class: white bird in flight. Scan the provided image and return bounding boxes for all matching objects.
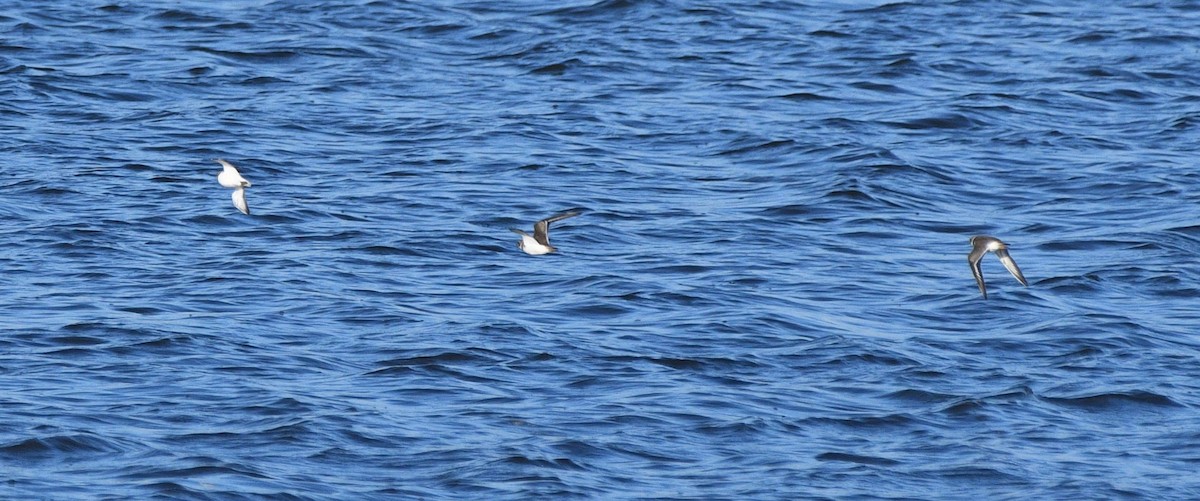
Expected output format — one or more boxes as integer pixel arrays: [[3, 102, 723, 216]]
[[510, 210, 581, 255], [216, 159, 251, 215]]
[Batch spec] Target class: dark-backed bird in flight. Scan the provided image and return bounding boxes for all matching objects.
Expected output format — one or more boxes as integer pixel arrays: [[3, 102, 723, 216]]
[[968, 235, 1028, 299]]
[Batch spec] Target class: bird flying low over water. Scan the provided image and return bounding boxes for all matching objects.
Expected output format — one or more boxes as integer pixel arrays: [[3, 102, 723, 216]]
[[968, 235, 1028, 299], [216, 159, 252, 215], [511, 210, 581, 255]]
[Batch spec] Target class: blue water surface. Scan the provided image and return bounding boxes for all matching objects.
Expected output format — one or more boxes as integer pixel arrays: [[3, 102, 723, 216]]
[[2, 1, 1200, 499]]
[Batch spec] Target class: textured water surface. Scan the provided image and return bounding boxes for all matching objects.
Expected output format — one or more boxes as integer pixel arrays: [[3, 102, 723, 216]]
[[3, 1, 1200, 499]]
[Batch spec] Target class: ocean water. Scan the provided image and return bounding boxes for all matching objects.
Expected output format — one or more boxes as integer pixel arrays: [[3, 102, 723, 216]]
[[3, 1, 1200, 499]]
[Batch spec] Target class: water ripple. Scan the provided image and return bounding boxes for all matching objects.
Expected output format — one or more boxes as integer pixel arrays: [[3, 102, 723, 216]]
[[2, 1, 1200, 499]]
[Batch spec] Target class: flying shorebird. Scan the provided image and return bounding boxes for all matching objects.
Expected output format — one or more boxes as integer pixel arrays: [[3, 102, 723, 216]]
[[968, 235, 1028, 299], [216, 159, 251, 215], [510, 210, 581, 255]]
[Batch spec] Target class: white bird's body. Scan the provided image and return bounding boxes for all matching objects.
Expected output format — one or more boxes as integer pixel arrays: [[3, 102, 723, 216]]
[[512, 231, 553, 255], [216, 159, 252, 215]]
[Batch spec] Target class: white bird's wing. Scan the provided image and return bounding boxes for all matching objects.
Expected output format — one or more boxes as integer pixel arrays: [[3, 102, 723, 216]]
[[532, 219, 551, 246], [533, 211, 581, 246], [232, 187, 250, 215]]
